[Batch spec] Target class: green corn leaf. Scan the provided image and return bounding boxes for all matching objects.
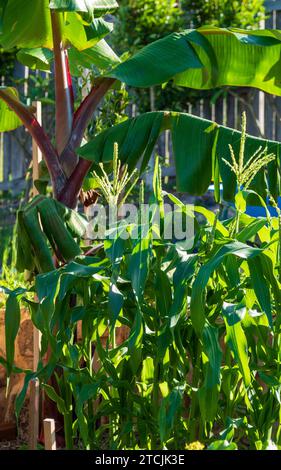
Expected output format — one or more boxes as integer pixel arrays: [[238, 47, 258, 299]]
[[129, 236, 150, 302], [207, 440, 238, 450], [190, 241, 263, 336], [198, 382, 219, 423], [224, 318, 251, 386], [5, 290, 23, 379], [155, 269, 172, 318], [128, 308, 143, 375], [169, 254, 197, 322], [159, 387, 183, 443], [15, 372, 38, 420], [202, 322, 222, 387], [248, 257, 273, 328], [42, 384, 68, 415], [236, 218, 267, 243], [108, 280, 123, 324]]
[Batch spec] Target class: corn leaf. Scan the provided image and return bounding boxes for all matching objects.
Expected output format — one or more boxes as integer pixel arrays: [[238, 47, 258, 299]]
[[224, 318, 251, 386]]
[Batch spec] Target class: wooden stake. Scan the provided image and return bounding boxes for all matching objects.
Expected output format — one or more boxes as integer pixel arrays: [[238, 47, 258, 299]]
[[28, 101, 42, 450], [31, 101, 42, 369], [32, 100, 43, 196], [43, 419, 57, 450], [28, 378, 40, 450]]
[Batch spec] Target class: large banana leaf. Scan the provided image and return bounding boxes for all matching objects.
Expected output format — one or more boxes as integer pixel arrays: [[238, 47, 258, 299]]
[[77, 111, 281, 201], [17, 39, 120, 74], [49, 0, 118, 17], [0, 0, 115, 50], [0, 0, 53, 49], [0, 86, 23, 131], [108, 27, 281, 96]]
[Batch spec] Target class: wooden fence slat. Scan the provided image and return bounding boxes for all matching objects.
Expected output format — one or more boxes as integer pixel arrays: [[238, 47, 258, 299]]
[[215, 96, 223, 125], [226, 93, 236, 130], [265, 1, 281, 12], [265, 14, 276, 141], [275, 10, 281, 143], [203, 99, 212, 121]]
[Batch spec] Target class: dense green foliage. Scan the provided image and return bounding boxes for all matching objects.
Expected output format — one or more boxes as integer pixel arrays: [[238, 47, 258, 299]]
[[2, 144, 281, 450], [183, 0, 266, 29]]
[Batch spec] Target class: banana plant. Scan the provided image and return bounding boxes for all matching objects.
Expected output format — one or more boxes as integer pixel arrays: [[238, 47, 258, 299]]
[[1, 4, 281, 260], [1, 1, 281, 233]]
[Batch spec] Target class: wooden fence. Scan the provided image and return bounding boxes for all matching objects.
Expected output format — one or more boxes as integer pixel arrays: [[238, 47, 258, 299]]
[[0, 1, 281, 207]]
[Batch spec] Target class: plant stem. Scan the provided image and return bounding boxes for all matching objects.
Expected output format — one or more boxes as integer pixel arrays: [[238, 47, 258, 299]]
[[58, 158, 92, 208], [87, 338, 95, 450], [51, 10, 75, 170], [0, 89, 66, 196], [63, 374, 74, 450], [64, 411, 74, 450], [151, 360, 159, 449]]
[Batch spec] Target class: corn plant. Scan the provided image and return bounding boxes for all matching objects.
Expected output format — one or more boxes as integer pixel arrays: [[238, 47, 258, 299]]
[[2, 147, 281, 449]]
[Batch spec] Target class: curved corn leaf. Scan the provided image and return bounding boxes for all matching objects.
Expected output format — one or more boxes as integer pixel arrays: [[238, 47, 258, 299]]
[[4, 289, 23, 379], [248, 257, 272, 327], [224, 317, 251, 386], [159, 387, 183, 443], [198, 383, 220, 423], [202, 322, 222, 387], [78, 111, 281, 200], [129, 236, 151, 303], [190, 241, 264, 335], [42, 383, 68, 415]]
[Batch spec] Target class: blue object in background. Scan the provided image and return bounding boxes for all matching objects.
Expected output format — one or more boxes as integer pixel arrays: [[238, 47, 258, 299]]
[[245, 202, 280, 218], [208, 184, 280, 218]]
